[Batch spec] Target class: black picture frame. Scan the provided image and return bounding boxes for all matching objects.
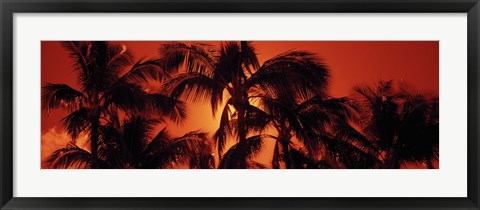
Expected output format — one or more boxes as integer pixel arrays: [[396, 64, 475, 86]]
[[1, 0, 479, 209]]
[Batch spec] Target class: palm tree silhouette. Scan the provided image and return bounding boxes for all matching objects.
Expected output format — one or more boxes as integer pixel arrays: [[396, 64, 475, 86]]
[[254, 89, 380, 169], [161, 41, 329, 168], [249, 88, 324, 169], [351, 80, 439, 168], [99, 113, 213, 169], [46, 142, 104, 169], [42, 41, 186, 168], [47, 114, 214, 169]]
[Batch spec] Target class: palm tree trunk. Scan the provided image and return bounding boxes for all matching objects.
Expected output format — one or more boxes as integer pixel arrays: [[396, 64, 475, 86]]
[[283, 143, 292, 169], [272, 142, 280, 169], [230, 41, 249, 169], [235, 105, 248, 169], [384, 147, 399, 169], [90, 111, 101, 168], [384, 149, 393, 169], [281, 141, 292, 169]]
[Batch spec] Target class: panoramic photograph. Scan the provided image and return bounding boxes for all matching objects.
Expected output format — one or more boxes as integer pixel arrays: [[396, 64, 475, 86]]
[[41, 41, 439, 169]]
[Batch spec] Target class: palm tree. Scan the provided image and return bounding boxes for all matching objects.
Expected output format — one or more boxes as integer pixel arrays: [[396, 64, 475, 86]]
[[111, 112, 214, 169], [351, 80, 439, 169], [161, 41, 329, 168], [100, 113, 213, 169], [249, 87, 324, 169], [42, 41, 186, 168], [254, 89, 380, 169], [46, 142, 103, 169], [47, 114, 214, 169]]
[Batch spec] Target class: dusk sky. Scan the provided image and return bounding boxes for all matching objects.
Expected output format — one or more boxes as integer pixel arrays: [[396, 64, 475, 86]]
[[41, 41, 439, 168]]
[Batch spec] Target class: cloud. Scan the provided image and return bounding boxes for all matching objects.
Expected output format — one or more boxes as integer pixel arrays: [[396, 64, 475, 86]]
[[41, 127, 89, 168]]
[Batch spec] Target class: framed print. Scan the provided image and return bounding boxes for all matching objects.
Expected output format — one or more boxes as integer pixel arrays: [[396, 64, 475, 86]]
[[1, 0, 479, 209]]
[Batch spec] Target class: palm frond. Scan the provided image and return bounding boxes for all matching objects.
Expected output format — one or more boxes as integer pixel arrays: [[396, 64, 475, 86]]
[[149, 93, 188, 124], [353, 81, 402, 149], [333, 120, 380, 156], [161, 42, 216, 76], [104, 80, 188, 122], [46, 142, 107, 169], [210, 74, 227, 115], [116, 58, 166, 84], [163, 73, 222, 105], [138, 129, 175, 168], [177, 134, 212, 168], [106, 43, 134, 79], [88, 42, 128, 91], [245, 104, 272, 132], [102, 82, 148, 113], [121, 116, 159, 165], [248, 50, 329, 98], [248, 161, 268, 169], [97, 123, 125, 168], [353, 80, 396, 111], [240, 41, 260, 74], [244, 135, 269, 157], [397, 92, 439, 164], [215, 42, 245, 84], [322, 136, 381, 169], [42, 83, 86, 112], [140, 129, 211, 169], [255, 95, 327, 157], [289, 147, 316, 169], [61, 107, 91, 140], [300, 97, 361, 124], [213, 100, 234, 155], [60, 41, 89, 76], [218, 134, 270, 169], [61, 42, 134, 93]]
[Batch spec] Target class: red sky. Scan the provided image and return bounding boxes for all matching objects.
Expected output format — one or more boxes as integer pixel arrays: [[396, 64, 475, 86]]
[[41, 41, 439, 168]]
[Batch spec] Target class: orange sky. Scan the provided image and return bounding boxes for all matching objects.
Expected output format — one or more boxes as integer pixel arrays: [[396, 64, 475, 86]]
[[41, 41, 439, 168]]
